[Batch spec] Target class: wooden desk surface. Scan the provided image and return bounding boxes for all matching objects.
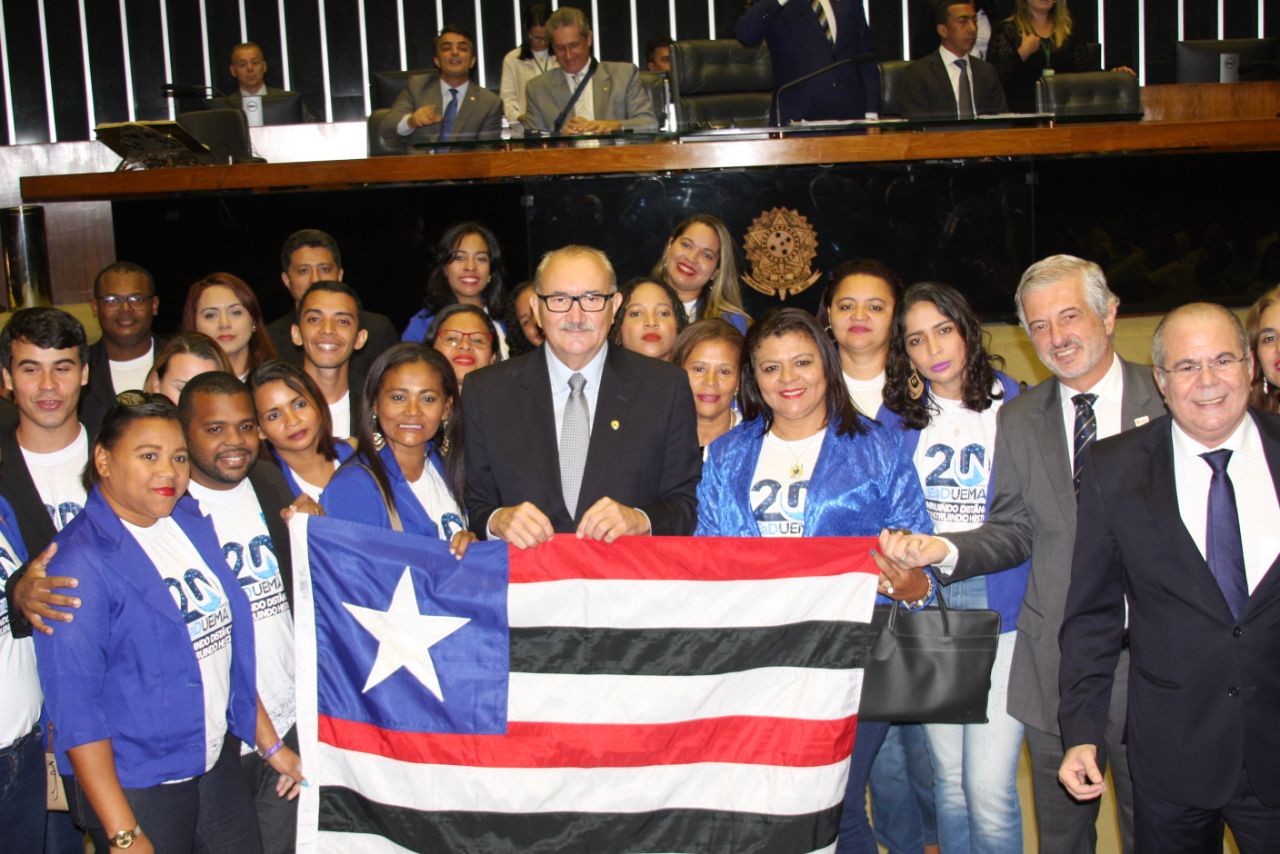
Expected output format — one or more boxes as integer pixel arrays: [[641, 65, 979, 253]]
[[21, 117, 1280, 203]]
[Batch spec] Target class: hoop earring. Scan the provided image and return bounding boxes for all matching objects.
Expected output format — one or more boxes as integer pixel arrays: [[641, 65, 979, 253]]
[[370, 412, 385, 450], [907, 370, 925, 400]]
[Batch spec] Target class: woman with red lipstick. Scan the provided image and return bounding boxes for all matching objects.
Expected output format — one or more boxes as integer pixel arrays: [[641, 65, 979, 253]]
[[321, 345, 475, 556], [818, 259, 904, 421], [426, 304, 502, 386], [402, 222, 509, 352], [653, 215, 751, 334], [250, 361, 355, 500], [182, 273, 277, 380], [34, 393, 285, 854], [1247, 285, 1280, 413], [609, 277, 689, 362], [695, 307, 935, 854], [881, 282, 1029, 854], [671, 318, 744, 453]]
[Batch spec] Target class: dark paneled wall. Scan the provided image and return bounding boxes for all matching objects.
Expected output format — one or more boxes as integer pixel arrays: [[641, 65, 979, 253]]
[[0, 0, 1275, 144]]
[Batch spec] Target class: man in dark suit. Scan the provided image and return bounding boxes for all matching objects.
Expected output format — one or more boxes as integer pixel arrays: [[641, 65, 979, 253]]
[[881, 255, 1166, 853], [378, 26, 503, 149], [523, 7, 657, 135], [267, 229, 398, 377], [224, 42, 317, 122], [899, 1, 1008, 120], [81, 261, 161, 436], [735, 0, 880, 125], [463, 245, 699, 546], [1059, 303, 1280, 852]]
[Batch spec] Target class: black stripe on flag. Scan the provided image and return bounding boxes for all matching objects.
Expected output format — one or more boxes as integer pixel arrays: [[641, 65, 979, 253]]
[[511, 620, 878, 676], [320, 785, 842, 854]]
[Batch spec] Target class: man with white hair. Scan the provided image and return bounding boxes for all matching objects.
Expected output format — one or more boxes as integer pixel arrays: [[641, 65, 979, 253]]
[[881, 254, 1166, 853]]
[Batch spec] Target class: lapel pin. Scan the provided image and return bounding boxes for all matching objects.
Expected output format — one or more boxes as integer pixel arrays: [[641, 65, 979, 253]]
[[1134, 416, 1150, 427], [610, 420, 620, 430]]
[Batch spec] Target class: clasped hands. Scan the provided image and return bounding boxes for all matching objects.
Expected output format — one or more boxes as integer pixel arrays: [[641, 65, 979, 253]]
[[871, 529, 950, 603], [561, 116, 622, 136]]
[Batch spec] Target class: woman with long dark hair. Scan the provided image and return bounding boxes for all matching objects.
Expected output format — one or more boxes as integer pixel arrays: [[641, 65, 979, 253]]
[[881, 282, 1029, 854], [696, 307, 934, 854], [499, 2, 557, 134], [402, 222, 508, 349], [321, 344, 473, 555], [817, 259, 904, 420], [250, 361, 356, 500], [609, 276, 689, 362]]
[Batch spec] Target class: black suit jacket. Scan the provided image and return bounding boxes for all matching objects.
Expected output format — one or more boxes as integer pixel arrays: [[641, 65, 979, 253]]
[[898, 50, 1008, 120], [462, 345, 700, 536], [1059, 411, 1280, 809], [80, 336, 162, 439]]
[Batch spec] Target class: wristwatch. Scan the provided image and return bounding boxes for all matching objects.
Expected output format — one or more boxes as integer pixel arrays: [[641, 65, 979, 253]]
[[109, 825, 143, 849]]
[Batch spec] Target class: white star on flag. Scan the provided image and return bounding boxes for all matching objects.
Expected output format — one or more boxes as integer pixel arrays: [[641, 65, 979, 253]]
[[343, 567, 470, 701]]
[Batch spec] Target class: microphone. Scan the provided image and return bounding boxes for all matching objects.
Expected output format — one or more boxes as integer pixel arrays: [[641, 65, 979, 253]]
[[772, 53, 877, 126]]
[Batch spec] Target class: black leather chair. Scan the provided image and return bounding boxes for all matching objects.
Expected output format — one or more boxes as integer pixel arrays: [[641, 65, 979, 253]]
[[1035, 71, 1140, 117], [176, 108, 260, 163], [367, 108, 401, 156], [638, 70, 668, 128], [878, 60, 912, 117], [369, 68, 435, 110], [670, 39, 773, 131]]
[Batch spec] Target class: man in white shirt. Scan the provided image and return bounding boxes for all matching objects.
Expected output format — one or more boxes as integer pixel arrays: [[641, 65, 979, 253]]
[[880, 255, 1166, 853], [1058, 303, 1280, 851], [291, 282, 368, 440], [898, 1, 1007, 120], [81, 261, 159, 436]]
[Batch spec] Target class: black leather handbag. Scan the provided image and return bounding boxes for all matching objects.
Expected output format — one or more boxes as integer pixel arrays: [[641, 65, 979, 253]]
[[858, 584, 1002, 724]]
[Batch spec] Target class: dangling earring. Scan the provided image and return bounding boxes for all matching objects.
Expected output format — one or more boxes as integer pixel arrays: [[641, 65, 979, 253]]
[[1266, 376, 1272, 395], [370, 412, 385, 450], [439, 419, 451, 456], [907, 369, 925, 400]]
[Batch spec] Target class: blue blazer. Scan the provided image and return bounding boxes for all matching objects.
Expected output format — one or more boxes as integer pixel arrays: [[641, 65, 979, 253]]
[[877, 371, 1031, 631], [697, 416, 932, 605], [34, 490, 257, 787], [321, 443, 456, 537], [271, 441, 355, 498]]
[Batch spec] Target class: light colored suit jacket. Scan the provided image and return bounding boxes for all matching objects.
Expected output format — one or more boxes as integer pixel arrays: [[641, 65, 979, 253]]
[[377, 74, 503, 148], [946, 357, 1165, 735], [523, 61, 657, 134]]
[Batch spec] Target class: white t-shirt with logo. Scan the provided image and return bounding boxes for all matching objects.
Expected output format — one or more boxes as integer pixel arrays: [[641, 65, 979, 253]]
[[109, 345, 155, 395], [0, 523, 40, 748], [749, 431, 826, 538], [188, 480, 295, 753], [406, 464, 466, 541], [126, 517, 233, 774], [913, 393, 1003, 534], [328, 392, 351, 440], [23, 427, 89, 532]]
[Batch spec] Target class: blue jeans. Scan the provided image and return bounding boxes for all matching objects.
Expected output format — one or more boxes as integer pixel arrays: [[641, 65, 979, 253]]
[[922, 576, 1024, 854], [869, 723, 938, 851], [837, 719, 890, 854], [0, 725, 44, 852], [69, 737, 262, 854]]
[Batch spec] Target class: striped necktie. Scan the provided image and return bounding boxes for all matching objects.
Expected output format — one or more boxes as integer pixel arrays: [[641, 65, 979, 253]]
[[1071, 392, 1097, 497], [812, 0, 835, 45]]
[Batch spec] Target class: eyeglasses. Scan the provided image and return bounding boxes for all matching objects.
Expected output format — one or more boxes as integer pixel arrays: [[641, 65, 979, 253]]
[[439, 331, 494, 349], [535, 292, 612, 313], [527, 33, 550, 45], [1155, 354, 1248, 380], [97, 294, 153, 309]]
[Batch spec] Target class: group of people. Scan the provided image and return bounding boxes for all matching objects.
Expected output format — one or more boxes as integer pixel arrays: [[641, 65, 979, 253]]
[[1, 214, 1278, 854]]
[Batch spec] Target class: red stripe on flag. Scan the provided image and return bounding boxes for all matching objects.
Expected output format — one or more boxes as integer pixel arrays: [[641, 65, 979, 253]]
[[320, 714, 858, 769], [510, 535, 879, 584]]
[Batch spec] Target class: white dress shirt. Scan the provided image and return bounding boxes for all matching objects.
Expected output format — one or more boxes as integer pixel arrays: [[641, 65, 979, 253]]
[[938, 45, 977, 118], [1059, 352, 1127, 472], [1171, 415, 1280, 595], [397, 80, 470, 136], [545, 343, 608, 444]]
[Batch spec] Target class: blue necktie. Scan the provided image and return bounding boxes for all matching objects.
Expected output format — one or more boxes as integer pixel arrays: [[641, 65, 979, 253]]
[[1071, 393, 1097, 497], [1201, 449, 1248, 618], [439, 88, 459, 141]]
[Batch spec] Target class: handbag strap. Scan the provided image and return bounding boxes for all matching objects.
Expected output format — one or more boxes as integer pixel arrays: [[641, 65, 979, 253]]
[[552, 59, 599, 133], [886, 576, 951, 634], [352, 461, 404, 533]]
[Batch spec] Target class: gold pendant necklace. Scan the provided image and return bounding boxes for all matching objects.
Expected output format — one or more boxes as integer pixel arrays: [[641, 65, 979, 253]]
[[774, 429, 823, 480]]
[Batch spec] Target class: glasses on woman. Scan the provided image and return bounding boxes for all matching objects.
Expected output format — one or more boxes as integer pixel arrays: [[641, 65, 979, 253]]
[[439, 331, 494, 349]]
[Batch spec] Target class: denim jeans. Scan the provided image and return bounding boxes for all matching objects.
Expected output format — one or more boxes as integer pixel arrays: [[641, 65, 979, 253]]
[[837, 719, 890, 854], [869, 723, 938, 851], [922, 576, 1024, 854], [0, 725, 45, 853], [69, 737, 262, 854]]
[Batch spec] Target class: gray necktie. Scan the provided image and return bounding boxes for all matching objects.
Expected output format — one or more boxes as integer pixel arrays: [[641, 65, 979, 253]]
[[955, 59, 975, 119], [560, 372, 590, 516]]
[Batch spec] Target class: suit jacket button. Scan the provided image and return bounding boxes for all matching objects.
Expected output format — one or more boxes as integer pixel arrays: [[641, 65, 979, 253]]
[[1227, 686, 1240, 698], [1232, 626, 1243, 637]]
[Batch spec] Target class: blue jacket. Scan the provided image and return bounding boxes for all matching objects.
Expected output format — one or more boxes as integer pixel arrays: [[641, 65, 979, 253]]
[[0, 493, 28, 563], [271, 441, 355, 498], [320, 443, 458, 538], [697, 416, 932, 605], [34, 490, 257, 787], [877, 371, 1031, 631]]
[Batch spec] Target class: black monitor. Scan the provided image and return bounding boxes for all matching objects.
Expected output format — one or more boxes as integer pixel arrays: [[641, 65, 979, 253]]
[[206, 91, 306, 125], [1175, 38, 1277, 83]]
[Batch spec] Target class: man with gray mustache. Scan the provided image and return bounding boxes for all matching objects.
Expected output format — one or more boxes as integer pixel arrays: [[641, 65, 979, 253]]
[[462, 245, 700, 546]]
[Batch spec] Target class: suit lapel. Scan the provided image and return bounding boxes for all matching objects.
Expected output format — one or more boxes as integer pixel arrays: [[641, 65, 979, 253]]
[[1, 428, 59, 553], [592, 64, 612, 116], [1119, 358, 1162, 430], [930, 53, 958, 113], [519, 350, 567, 517], [1243, 411, 1280, 612], [578, 347, 633, 510], [1031, 381, 1078, 529]]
